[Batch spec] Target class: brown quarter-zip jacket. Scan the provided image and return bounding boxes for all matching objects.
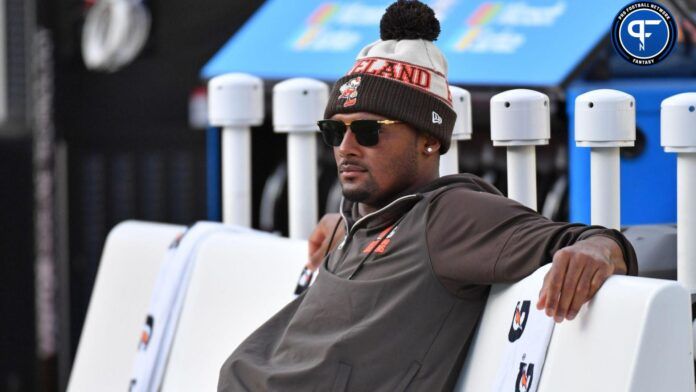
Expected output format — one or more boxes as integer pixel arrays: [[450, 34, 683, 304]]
[[218, 174, 638, 392]]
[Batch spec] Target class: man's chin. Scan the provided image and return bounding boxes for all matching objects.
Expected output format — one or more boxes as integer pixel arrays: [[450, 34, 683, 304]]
[[340, 184, 372, 203], [342, 189, 371, 203]]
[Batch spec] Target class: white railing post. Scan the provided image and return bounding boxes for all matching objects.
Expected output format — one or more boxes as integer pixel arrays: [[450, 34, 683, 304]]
[[273, 78, 328, 240], [661, 92, 696, 293], [490, 89, 550, 211], [440, 86, 472, 176], [208, 73, 264, 227], [575, 89, 636, 230]]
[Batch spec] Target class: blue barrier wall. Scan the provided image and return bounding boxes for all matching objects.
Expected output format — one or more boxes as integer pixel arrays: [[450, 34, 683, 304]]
[[567, 79, 696, 226]]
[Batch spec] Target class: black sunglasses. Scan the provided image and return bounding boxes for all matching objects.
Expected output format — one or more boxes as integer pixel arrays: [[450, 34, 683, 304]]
[[317, 119, 402, 147]]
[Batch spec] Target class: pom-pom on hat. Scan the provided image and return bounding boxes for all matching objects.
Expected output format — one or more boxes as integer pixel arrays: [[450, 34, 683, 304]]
[[324, 0, 456, 153]]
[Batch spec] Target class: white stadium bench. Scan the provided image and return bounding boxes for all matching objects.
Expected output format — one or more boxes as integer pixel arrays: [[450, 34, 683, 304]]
[[457, 264, 695, 392], [160, 229, 306, 391], [68, 221, 696, 391], [67, 221, 185, 392]]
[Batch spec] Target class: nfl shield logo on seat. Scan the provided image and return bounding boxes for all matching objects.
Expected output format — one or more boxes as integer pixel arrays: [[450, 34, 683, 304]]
[[515, 362, 534, 392]]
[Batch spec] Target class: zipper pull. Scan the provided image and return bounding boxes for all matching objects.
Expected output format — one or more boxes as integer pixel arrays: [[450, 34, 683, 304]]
[[337, 234, 348, 250]]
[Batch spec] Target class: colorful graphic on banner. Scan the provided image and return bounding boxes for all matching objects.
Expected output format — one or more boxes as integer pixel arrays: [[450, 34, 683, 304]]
[[451, 2, 504, 51], [450, 1, 566, 53], [292, 3, 342, 50], [202, 0, 630, 86], [290, 3, 388, 51]]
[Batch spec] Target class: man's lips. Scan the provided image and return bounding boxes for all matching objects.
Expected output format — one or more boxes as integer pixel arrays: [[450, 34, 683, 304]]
[[339, 163, 367, 173]]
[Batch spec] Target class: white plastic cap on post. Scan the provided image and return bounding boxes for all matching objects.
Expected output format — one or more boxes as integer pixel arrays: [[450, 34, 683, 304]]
[[273, 78, 329, 133], [661, 93, 696, 153], [490, 89, 550, 146], [661, 92, 696, 294], [575, 89, 636, 147], [208, 73, 264, 127], [450, 86, 472, 141]]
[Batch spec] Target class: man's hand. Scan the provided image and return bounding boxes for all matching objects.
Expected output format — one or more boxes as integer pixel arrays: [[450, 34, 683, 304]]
[[536, 235, 628, 323], [307, 213, 345, 271]]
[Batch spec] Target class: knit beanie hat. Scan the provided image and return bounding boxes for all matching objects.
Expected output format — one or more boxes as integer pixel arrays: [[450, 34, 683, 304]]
[[324, 0, 456, 153]]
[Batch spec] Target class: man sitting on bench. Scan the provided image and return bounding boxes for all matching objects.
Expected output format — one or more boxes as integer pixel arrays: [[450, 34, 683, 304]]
[[218, 1, 638, 390]]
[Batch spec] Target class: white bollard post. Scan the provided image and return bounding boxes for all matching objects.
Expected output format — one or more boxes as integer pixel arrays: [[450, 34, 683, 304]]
[[661, 92, 696, 293], [273, 78, 328, 240], [440, 86, 472, 176], [208, 73, 264, 226], [490, 89, 550, 211], [575, 89, 635, 230]]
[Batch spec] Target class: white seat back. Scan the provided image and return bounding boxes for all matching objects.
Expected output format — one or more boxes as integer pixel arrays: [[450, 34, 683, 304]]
[[67, 221, 185, 392], [70, 222, 695, 392], [456, 264, 695, 392], [160, 231, 306, 391]]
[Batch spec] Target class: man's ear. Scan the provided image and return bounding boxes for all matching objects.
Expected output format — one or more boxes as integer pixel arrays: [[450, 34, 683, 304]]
[[423, 134, 441, 155]]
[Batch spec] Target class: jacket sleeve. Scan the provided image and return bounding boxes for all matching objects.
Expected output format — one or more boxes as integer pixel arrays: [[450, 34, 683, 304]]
[[425, 187, 638, 297]]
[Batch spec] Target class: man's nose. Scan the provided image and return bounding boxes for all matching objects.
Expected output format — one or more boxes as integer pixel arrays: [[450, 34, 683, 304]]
[[337, 127, 361, 155]]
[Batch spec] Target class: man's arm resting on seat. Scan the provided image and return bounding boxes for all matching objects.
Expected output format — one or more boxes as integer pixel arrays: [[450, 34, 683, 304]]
[[537, 235, 628, 323], [307, 213, 345, 271]]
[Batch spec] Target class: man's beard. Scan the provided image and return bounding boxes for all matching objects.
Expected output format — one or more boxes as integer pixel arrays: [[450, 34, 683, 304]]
[[340, 177, 377, 203], [339, 148, 418, 206]]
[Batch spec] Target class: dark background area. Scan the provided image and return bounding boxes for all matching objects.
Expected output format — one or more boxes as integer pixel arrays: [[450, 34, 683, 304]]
[[0, 138, 36, 392], [55, 0, 268, 365], [2, 0, 267, 390]]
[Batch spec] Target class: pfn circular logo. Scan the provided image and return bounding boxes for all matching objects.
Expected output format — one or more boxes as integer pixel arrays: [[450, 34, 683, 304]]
[[611, 2, 677, 66]]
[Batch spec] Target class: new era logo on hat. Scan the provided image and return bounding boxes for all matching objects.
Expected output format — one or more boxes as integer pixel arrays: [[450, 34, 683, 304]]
[[432, 111, 442, 124]]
